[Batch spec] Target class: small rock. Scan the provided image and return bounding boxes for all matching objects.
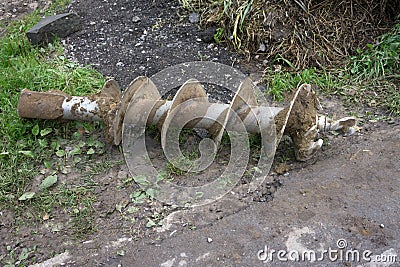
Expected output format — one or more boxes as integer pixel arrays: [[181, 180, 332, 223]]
[[193, 128, 210, 139], [26, 13, 81, 45], [207, 237, 213, 243], [117, 170, 129, 179], [178, 259, 187, 267], [116, 62, 124, 67], [189, 12, 200, 24], [380, 224, 385, 228], [199, 26, 217, 43], [132, 16, 141, 23], [258, 42, 266, 52], [28, 2, 39, 10], [349, 226, 358, 233]]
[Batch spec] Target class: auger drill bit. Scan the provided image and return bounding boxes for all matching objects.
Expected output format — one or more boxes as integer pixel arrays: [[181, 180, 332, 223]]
[[17, 76, 357, 161]]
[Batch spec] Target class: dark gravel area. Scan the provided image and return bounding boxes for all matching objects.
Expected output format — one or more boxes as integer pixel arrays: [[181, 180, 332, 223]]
[[64, 0, 263, 89]]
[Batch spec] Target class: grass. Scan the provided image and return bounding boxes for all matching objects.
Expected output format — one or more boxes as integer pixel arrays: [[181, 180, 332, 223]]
[[263, 22, 400, 116], [343, 23, 400, 115], [264, 67, 343, 101], [0, 0, 107, 239]]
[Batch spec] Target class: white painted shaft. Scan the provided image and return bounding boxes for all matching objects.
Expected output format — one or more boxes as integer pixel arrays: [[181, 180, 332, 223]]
[[62, 96, 102, 121]]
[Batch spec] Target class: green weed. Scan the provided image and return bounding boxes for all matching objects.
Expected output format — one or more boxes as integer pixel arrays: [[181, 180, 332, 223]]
[[343, 23, 400, 115], [264, 22, 400, 115], [165, 150, 200, 176], [0, 245, 36, 267], [214, 27, 224, 43], [348, 23, 400, 81], [0, 1, 107, 237], [264, 67, 342, 101]]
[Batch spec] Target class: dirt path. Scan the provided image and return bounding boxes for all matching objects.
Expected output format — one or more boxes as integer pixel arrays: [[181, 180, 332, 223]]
[[118, 124, 400, 266], [1, 0, 399, 266], [29, 121, 400, 266]]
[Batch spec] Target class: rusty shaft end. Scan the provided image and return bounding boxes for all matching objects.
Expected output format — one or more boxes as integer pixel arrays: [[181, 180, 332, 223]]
[[18, 89, 67, 120], [18, 80, 122, 142], [17, 89, 108, 121]]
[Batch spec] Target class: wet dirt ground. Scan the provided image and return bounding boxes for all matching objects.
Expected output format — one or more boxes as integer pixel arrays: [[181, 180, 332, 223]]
[[1, 0, 400, 266]]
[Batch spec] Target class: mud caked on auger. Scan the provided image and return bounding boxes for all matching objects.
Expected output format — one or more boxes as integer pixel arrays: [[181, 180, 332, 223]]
[[17, 76, 357, 163]]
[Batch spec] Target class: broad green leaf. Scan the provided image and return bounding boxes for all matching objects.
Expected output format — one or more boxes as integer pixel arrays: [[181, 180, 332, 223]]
[[146, 218, 156, 228], [44, 161, 51, 169], [19, 192, 35, 201], [39, 175, 58, 190], [73, 157, 82, 164], [156, 171, 167, 182], [195, 191, 204, 199], [146, 188, 156, 199], [116, 200, 128, 212], [130, 191, 147, 204], [38, 139, 48, 148], [18, 248, 32, 261], [32, 124, 40, 136], [19, 150, 35, 158], [72, 132, 81, 139], [93, 141, 104, 148], [127, 206, 139, 214], [56, 150, 65, 157], [253, 166, 262, 174], [78, 141, 86, 148], [130, 191, 142, 199], [69, 146, 81, 156], [87, 148, 95, 155], [51, 141, 60, 150], [135, 193, 147, 203], [40, 128, 52, 136], [134, 175, 149, 186]]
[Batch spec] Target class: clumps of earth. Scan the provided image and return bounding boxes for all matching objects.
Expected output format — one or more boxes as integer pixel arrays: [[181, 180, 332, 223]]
[[192, 0, 400, 68]]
